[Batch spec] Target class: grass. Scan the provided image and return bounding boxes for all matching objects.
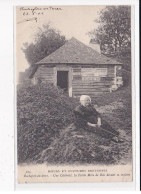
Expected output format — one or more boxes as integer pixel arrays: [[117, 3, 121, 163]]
[[17, 80, 132, 165], [95, 84, 132, 164]]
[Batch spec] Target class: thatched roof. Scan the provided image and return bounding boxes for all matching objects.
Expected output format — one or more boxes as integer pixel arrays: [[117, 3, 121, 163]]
[[36, 37, 122, 65]]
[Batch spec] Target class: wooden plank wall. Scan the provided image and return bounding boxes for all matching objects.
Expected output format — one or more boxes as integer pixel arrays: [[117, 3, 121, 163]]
[[34, 66, 54, 84], [33, 64, 116, 99], [72, 65, 115, 97]]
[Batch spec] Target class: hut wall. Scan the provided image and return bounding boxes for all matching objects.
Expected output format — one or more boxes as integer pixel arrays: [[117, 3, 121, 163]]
[[33, 64, 116, 98], [72, 65, 115, 97], [34, 66, 54, 84]]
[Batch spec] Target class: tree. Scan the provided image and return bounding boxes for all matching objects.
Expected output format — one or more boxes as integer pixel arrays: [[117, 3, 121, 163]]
[[89, 6, 131, 55], [22, 24, 66, 65]]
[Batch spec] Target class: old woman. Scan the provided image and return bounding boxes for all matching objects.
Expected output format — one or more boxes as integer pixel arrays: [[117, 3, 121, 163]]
[[74, 95, 123, 143]]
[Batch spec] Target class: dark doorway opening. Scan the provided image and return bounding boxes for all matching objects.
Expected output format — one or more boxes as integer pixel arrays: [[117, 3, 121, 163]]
[[57, 71, 68, 92]]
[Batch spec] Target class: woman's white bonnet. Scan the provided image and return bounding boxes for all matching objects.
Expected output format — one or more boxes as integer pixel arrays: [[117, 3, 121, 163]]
[[80, 95, 91, 105]]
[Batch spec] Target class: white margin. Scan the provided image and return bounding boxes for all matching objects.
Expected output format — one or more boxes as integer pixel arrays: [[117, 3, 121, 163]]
[[14, 0, 139, 191], [0, 0, 138, 191]]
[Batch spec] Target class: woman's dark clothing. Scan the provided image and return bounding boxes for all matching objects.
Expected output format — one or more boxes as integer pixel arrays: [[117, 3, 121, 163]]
[[74, 105, 99, 128], [74, 105, 119, 139]]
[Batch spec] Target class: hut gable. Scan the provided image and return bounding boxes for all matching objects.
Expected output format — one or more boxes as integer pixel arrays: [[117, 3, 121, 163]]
[[36, 37, 122, 65]]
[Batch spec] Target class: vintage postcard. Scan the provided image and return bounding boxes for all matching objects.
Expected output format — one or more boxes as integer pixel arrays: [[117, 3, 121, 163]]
[[16, 5, 133, 183]]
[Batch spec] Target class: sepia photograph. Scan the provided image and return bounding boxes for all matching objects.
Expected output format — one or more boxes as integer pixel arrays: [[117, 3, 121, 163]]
[[16, 5, 133, 183]]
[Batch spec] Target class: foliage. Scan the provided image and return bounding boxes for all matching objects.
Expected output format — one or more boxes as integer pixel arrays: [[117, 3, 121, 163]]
[[17, 82, 132, 165], [35, 83, 132, 165], [89, 6, 131, 55], [17, 83, 78, 163], [35, 124, 121, 165], [22, 24, 66, 65]]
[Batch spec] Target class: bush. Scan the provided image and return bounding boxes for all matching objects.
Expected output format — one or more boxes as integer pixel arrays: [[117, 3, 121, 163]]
[[17, 82, 132, 165], [35, 124, 121, 165], [17, 83, 78, 163]]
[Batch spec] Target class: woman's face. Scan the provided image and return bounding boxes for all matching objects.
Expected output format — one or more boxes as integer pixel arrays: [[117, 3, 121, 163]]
[[83, 97, 91, 107]]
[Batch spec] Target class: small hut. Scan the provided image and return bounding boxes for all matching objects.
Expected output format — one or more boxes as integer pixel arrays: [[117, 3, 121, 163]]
[[29, 37, 122, 98]]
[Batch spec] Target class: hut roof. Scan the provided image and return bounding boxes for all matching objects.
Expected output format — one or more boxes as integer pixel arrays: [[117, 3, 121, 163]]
[[35, 37, 122, 65]]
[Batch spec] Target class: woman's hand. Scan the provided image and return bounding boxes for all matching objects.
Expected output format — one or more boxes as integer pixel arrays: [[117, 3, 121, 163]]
[[97, 117, 101, 127], [87, 122, 97, 127]]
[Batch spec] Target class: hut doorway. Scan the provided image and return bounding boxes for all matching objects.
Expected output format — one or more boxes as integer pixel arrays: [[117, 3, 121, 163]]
[[57, 71, 68, 91]]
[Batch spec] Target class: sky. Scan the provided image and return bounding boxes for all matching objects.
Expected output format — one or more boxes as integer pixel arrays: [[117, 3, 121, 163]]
[[16, 6, 105, 79]]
